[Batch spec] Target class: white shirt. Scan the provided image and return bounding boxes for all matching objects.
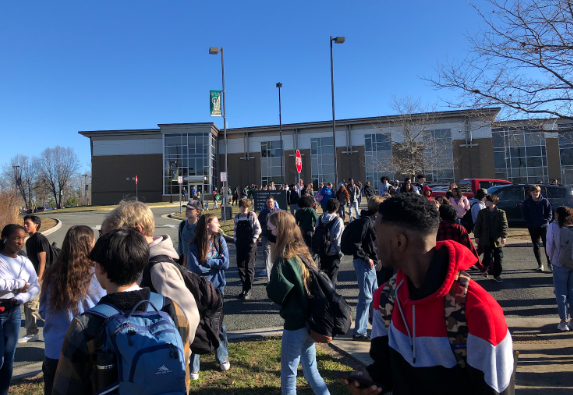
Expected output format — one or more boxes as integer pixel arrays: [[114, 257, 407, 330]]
[[0, 254, 40, 304]]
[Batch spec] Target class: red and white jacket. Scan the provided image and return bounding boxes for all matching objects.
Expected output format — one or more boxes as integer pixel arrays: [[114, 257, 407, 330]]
[[368, 240, 515, 395]]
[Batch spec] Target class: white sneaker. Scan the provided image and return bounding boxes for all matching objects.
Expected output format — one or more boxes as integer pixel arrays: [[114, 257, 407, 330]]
[[536, 265, 544, 272], [558, 322, 570, 331], [220, 360, 230, 371], [190, 372, 199, 380], [568, 322, 573, 330], [18, 333, 39, 343]]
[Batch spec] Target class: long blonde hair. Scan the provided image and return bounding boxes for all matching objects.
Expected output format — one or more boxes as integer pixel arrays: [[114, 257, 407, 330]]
[[268, 212, 315, 294]]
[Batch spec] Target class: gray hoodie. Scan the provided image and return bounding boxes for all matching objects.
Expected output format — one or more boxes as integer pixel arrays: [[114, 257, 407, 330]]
[[316, 212, 345, 256], [138, 234, 200, 344]]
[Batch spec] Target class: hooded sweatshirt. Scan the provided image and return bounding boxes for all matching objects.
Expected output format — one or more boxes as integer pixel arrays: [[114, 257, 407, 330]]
[[316, 212, 344, 255], [139, 234, 200, 344], [521, 195, 552, 228], [349, 210, 377, 262], [422, 186, 434, 201], [368, 241, 514, 395]]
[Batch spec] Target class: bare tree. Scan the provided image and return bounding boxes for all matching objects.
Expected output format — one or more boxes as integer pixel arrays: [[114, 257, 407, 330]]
[[365, 97, 462, 182], [37, 146, 80, 209], [428, 0, 573, 120], [1, 155, 39, 208]]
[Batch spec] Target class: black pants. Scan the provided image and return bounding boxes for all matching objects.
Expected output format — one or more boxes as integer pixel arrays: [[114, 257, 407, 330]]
[[302, 230, 314, 251], [338, 204, 346, 221], [43, 357, 59, 395], [236, 241, 257, 292], [483, 240, 504, 278], [528, 226, 551, 267], [319, 254, 341, 288]]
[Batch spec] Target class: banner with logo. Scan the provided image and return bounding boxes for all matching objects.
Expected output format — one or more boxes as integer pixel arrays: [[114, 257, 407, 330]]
[[210, 90, 222, 117]]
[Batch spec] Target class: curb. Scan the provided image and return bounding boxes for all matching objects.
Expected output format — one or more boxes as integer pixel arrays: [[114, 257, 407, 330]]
[[12, 362, 42, 382], [40, 218, 62, 237]]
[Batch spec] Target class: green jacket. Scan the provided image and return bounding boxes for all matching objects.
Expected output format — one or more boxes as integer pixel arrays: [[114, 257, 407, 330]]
[[266, 256, 308, 331], [473, 207, 508, 247], [295, 207, 318, 232]]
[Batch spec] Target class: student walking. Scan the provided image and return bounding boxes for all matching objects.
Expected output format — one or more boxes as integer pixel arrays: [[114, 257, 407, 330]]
[[288, 184, 300, 215], [0, 225, 40, 395], [474, 194, 508, 282], [177, 200, 202, 265], [335, 184, 350, 221], [363, 181, 375, 199], [39, 225, 106, 395], [522, 185, 553, 272], [378, 176, 390, 196], [52, 228, 192, 395], [295, 196, 319, 251], [266, 212, 331, 395], [546, 206, 573, 331], [21, 215, 50, 343], [315, 199, 344, 287], [258, 195, 282, 279], [437, 205, 482, 270], [234, 198, 262, 300], [188, 214, 230, 379], [232, 187, 239, 206], [347, 179, 361, 221]]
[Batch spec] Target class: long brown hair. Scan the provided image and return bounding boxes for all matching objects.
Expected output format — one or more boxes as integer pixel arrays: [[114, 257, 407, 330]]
[[41, 225, 95, 314], [336, 185, 350, 201], [191, 213, 217, 264], [268, 212, 315, 294]]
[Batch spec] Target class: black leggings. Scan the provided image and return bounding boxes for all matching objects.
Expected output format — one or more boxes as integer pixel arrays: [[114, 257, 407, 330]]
[[483, 241, 504, 277], [528, 226, 551, 267]]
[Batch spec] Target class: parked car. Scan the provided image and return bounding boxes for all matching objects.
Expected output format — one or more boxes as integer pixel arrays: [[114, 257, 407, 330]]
[[432, 178, 512, 199], [35, 207, 46, 212], [487, 184, 573, 225]]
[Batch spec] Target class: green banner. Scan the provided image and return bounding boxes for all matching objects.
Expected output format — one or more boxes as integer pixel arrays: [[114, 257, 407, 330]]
[[210, 90, 222, 117]]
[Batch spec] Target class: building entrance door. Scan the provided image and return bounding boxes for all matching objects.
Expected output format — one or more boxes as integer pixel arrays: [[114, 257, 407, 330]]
[[562, 166, 573, 184], [188, 184, 204, 198]]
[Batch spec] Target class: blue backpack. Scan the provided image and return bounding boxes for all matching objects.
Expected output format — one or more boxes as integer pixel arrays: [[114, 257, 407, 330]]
[[87, 292, 187, 395]]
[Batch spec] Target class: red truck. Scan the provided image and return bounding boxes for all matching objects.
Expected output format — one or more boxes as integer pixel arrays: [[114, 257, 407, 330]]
[[431, 178, 512, 199]]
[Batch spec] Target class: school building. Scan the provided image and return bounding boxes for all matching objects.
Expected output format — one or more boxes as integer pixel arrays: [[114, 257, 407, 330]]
[[79, 107, 573, 205]]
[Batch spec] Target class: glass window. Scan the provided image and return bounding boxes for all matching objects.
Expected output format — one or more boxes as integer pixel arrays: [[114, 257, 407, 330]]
[[364, 133, 393, 187], [493, 129, 547, 183], [495, 186, 524, 202], [311, 137, 335, 188], [546, 186, 566, 198], [164, 133, 212, 195], [423, 129, 454, 183], [458, 181, 472, 193], [261, 141, 283, 187]]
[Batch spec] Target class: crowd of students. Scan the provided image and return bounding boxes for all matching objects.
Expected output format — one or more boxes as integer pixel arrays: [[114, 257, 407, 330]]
[[1, 174, 572, 395]]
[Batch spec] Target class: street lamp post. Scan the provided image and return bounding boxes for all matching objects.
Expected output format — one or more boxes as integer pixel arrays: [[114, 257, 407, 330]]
[[169, 162, 173, 203], [209, 46, 228, 224], [276, 82, 284, 185], [330, 36, 345, 185]]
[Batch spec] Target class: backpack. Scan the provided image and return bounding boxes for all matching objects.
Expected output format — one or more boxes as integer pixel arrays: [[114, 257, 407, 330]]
[[559, 227, 573, 268], [300, 257, 352, 343], [141, 255, 223, 355], [340, 218, 364, 256], [47, 242, 60, 267], [460, 202, 480, 233], [311, 218, 337, 256], [379, 271, 471, 368], [235, 212, 255, 243], [87, 292, 187, 394]]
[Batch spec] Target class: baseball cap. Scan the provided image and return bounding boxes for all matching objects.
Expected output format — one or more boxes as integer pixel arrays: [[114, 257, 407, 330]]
[[184, 200, 202, 210]]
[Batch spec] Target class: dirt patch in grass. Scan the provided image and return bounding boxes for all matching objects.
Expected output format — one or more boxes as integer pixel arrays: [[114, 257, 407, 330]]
[[9, 337, 359, 395]]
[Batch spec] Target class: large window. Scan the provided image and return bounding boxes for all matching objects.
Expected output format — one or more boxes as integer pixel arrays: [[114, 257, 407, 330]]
[[365, 133, 393, 186], [261, 141, 283, 187], [558, 124, 573, 183], [164, 133, 215, 195], [311, 137, 335, 189], [493, 128, 548, 183], [423, 129, 454, 182]]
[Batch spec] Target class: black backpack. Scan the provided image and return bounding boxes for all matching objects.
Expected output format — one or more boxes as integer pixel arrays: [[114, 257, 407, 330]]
[[301, 257, 352, 343], [460, 202, 480, 233], [340, 218, 363, 256], [311, 218, 337, 255], [141, 255, 224, 355], [47, 242, 60, 267]]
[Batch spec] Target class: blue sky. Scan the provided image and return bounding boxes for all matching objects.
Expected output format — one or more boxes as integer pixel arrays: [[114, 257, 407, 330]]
[[0, 1, 490, 171]]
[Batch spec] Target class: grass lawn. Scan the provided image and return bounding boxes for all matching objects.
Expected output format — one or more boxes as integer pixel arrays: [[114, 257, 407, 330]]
[[9, 337, 357, 395]]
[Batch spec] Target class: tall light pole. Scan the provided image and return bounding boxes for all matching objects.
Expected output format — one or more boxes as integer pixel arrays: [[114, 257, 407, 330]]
[[209, 46, 228, 224], [330, 36, 345, 185], [276, 82, 284, 185]]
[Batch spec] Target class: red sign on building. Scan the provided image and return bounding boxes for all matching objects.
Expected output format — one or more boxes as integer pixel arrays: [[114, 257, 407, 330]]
[[295, 150, 302, 173]]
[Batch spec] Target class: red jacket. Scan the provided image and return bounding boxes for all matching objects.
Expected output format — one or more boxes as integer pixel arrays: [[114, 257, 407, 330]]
[[368, 240, 514, 394]]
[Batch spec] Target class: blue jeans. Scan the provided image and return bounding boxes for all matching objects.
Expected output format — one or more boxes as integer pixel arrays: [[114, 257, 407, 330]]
[[353, 259, 377, 336], [349, 201, 360, 221], [553, 265, 573, 320], [281, 327, 330, 395], [0, 306, 21, 395], [190, 324, 229, 373]]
